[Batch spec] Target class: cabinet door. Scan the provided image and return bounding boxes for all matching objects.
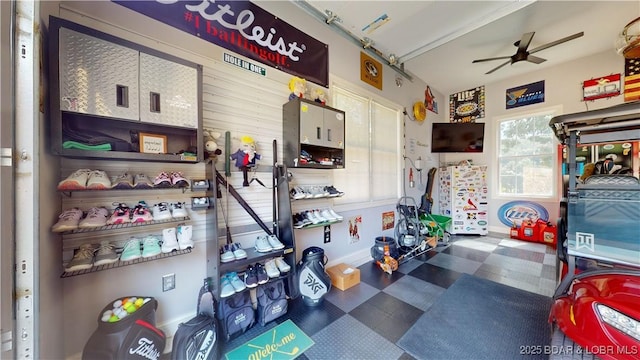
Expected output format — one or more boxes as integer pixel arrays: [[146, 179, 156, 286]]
[[139, 53, 198, 129], [299, 101, 325, 146], [59, 27, 139, 120], [323, 107, 345, 149]]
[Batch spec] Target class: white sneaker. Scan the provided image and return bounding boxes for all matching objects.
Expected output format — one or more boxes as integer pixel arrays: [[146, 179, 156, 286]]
[[86, 170, 112, 190], [177, 225, 194, 250], [220, 244, 235, 263], [320, 209, 337, 221], [274, 257, 291, 273], [305, 211, 320, 225], [312, 210, 328, 223], [170, 202, 189, 218], [264, 259, 280, 278], [79, 207, 110, 228], [51, 208, 84, 232], [57, 169, 91, 191], [153, 202, 173, 221], [329, 208, 344, 221], [232, 243, 247, 259], [255, 235, 273, 252], [65, 244, 95, 272], [161, 228, 179, 253], [266, 235, 285, 250]]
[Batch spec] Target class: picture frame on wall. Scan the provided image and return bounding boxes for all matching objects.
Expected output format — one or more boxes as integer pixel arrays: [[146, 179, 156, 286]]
[[139, 132, 167, 154]]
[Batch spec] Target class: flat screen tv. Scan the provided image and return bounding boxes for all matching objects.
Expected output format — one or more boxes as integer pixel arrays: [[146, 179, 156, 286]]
[[431, 122, 485, 153]]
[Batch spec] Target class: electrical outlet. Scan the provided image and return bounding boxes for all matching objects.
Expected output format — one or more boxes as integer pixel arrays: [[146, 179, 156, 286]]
[[162, 273, 175, 292]]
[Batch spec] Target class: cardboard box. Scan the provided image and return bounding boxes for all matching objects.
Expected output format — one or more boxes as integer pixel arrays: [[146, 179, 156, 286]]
[[327, 263, 360, 291]]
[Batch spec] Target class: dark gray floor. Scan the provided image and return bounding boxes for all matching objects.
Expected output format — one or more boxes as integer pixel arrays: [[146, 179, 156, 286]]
[[220, 234, 557, 359]]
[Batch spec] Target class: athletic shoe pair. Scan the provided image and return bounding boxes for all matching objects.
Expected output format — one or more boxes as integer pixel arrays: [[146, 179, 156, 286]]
[[160, 225, 194, 253], [57, 169, 112, 191], [152, 202, 188, 221], [51, 208, 84, 232], [111, 173, 154, 189], [154, 171, 189, 188], [220, 272, 245, 297], [120, 235, 163, 262], [254, 235, 285, 253], [220, 243, 247, 263], [244, 263, 268, 288], [64, 241, 120, 272]]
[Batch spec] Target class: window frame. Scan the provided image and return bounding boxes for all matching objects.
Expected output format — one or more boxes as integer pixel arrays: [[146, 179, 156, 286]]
[[494, 105, 562, 201], [330, 78, 403, 208]]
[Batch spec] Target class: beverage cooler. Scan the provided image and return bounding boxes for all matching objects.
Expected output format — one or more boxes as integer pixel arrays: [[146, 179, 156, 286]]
[[438, 165, 488, 235]]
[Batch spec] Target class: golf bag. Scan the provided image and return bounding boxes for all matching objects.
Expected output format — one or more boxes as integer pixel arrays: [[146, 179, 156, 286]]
[[256, 279, 288, 326], [297, 247, 331, 306], [82, 297, 165, 360], [171, 282, 218, 360]]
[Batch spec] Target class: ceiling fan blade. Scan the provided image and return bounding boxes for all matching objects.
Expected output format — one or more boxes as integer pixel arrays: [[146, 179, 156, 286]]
[[486, 60, 511, 75], [518, 32, 535, 52], [472, 56, 512, 63], [528, 31, 584, 54], [526, 55, 546, 64]]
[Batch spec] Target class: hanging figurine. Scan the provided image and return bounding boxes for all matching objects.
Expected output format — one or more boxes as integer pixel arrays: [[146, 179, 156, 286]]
[[230, 135, 261, 186]]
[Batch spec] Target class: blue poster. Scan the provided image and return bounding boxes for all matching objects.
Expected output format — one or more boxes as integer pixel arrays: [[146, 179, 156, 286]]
[[506, 80, 545, 109]]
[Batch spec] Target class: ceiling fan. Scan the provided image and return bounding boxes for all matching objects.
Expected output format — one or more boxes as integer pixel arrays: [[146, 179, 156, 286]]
[[472, 31, 584, 74]]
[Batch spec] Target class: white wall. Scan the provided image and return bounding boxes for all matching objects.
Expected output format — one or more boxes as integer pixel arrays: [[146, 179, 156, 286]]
[[440, 50, 626, 234]]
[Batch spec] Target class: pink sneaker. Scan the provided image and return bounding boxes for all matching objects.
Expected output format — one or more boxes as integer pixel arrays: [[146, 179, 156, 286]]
[[107, 203, 131, 225], [154, 172, 172, 188], [131, 201, 153, 223], [170, 172, 189, 187]]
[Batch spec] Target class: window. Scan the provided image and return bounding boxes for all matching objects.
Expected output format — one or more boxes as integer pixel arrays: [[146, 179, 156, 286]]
[[497, 107, 559, 198], [332, 85, 400, 204]]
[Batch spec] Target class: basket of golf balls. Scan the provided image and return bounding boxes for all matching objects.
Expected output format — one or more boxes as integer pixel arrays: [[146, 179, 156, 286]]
[[101, 296, 153, 323]]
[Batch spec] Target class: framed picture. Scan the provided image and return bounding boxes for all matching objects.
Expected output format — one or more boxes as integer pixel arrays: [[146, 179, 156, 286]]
[[139, 132, 167, 154]]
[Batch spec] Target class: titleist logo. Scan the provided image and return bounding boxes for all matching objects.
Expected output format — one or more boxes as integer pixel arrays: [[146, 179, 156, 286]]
[[157, 0, 305, 61], [128, 337, 161, 360]]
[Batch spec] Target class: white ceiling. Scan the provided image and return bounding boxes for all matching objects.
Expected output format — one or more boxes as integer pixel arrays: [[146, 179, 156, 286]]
[[303, 0, 640, 94]]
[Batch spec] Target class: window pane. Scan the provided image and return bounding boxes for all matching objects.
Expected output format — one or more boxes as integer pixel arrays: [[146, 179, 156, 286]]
[[498, 110, 556, 197], [371, 102, 398, 200]]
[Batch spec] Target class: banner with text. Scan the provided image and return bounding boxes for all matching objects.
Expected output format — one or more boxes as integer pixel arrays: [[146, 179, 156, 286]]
[[114, 0, 329, 86]]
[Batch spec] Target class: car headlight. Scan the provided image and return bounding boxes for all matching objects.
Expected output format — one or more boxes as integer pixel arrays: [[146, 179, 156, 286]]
[[596, 303, 640, 341]]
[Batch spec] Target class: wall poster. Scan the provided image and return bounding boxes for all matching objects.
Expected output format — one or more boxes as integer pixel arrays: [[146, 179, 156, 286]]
[[449, 86, 485, 123]]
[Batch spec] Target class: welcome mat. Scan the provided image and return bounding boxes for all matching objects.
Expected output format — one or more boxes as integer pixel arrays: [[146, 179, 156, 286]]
[[225, 320, 314, 360], [397, 273, 552, 360]]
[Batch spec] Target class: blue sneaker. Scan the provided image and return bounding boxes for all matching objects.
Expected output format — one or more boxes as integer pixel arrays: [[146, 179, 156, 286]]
[[142, 235, 161, 258], [120, 237, 142, 262], [220, 275, 235, 298], [227, 272, 246, 292]]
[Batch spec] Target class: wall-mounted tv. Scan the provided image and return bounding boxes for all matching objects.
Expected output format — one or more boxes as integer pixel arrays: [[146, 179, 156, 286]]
[[431, 122, 485, 153]]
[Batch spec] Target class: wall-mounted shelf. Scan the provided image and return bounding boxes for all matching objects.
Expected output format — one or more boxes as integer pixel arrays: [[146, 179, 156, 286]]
[[60, 248, 192, 278], [219, 247, 293, 274], [58, 185, 190, 197], [60, 216, 190, 235]]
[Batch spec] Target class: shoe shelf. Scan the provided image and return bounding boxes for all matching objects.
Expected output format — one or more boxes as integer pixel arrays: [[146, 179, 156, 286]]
[[61, 216, 190, 235], [294, 219, 342, 230], [58, 185, 191, 197], [60, 248, 192, 278], [219, 247, 293, 274]]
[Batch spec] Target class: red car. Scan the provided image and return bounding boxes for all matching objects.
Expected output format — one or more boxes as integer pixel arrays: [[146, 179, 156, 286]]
[[548, 102, 640, 360]]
